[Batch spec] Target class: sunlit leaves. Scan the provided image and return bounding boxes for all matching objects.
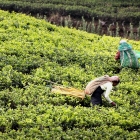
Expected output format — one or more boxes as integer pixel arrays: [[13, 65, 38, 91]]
[[0, 10, 140, 139]]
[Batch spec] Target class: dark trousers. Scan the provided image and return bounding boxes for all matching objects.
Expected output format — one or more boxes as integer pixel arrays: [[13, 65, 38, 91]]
[[91, 86, 104, 106]]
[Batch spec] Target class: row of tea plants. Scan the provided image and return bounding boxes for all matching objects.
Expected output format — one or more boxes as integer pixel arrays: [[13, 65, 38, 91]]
[[1, 0, 140, 40]]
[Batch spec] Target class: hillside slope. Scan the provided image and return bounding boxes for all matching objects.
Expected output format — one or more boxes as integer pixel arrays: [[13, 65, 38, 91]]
[[0, 10, 140, 139]]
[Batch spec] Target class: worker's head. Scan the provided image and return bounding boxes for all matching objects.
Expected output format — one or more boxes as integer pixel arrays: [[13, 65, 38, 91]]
[[109, 76, 120, 86], [112, 79, 120, 86], [120, 39, 127, 44]]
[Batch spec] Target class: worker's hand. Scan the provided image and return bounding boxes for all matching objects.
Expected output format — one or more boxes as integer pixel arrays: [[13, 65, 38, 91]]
[[110, 101, 116, 106]]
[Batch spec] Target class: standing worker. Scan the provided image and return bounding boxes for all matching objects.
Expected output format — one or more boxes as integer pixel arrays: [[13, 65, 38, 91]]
[[115, 39, 139, 69], [85, 75, 120, 106]]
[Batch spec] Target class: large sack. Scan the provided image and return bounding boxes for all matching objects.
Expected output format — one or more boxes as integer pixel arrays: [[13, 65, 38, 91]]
[[85, 75, 110, 95]]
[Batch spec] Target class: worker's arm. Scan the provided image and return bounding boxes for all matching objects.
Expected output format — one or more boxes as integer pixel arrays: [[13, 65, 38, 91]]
[[115, 51, 120, 60], [101, 82, 113, 103]]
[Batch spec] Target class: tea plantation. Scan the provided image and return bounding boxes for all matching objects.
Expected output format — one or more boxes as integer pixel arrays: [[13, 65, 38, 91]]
[[0, 10, 140, 139]]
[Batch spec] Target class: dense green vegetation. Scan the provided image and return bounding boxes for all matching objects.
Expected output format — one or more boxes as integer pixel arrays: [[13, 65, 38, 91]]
[[0, 0, 140, 23], [0, 0, 140, 40], [0, 10, 140, 139]]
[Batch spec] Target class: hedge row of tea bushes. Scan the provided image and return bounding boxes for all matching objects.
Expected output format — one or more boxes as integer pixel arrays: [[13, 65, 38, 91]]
[[0, 10, 140, 139], [0, 0, 140, 22]]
